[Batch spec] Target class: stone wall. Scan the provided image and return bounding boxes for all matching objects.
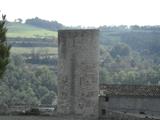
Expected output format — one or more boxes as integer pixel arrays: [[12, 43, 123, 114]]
[[100, 110, 159, 120], [99, 96, 160, 118], [57, 29, 99, 118]]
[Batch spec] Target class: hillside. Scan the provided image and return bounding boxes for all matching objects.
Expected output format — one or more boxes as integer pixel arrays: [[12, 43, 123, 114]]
[[1, 24, 160, 107], [5, 22, 58, 56], [25, 17, 64, 31], [6, 22, 57, 38]]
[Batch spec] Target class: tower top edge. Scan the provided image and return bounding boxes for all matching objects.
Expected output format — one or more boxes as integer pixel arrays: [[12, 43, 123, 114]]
[[58, 29, 99, 33]]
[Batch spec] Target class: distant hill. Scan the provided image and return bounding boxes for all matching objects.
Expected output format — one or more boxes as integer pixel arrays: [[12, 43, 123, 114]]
[[25, 17, 64, 31], [6, 22, 57, 38]]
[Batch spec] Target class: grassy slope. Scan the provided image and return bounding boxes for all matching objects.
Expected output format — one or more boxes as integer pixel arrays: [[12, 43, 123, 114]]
[[6, 22, 57, 38], [6, 22, 58, 54]]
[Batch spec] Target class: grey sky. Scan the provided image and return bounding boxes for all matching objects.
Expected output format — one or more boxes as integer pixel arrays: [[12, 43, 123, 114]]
[[0, 0, 160, 27]]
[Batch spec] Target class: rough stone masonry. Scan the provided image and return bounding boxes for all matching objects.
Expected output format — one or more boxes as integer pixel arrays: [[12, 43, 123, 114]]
[[57, 29, 99, 118]]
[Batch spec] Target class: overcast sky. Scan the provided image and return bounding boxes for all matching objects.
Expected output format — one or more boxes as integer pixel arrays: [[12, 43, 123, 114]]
[[0, 0, 160, 27]]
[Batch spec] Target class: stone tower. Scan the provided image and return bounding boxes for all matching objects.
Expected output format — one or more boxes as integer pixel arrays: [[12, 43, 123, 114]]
[[57, 29, 99, 118]]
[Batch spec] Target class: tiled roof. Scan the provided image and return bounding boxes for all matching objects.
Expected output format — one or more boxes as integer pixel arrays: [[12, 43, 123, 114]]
[[100, 84, 160, 97]]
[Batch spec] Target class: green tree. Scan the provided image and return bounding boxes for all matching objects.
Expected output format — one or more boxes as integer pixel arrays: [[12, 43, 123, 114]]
[[110, 43, 130, 58], [0, 14, 11, 78]]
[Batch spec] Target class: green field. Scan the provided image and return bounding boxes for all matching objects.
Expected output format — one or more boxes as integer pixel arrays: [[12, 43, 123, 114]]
[[6, 22, 57, 38], [11, 47, 58, 55]]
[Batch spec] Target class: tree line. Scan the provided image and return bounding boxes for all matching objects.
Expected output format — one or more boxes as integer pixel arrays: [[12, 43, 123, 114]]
[[0, 55, 57, 108], [25, 17, 64, 31]]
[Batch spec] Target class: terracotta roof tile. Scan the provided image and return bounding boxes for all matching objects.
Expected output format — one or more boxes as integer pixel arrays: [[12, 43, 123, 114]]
[[100, 84, 160, 96]]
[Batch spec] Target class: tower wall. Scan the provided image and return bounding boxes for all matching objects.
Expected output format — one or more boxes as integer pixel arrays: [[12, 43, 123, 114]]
[[57, 29, 99, 118]]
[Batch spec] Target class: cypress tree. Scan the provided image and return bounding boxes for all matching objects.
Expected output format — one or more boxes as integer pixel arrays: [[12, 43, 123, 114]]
[[0, 14, 11, 78]]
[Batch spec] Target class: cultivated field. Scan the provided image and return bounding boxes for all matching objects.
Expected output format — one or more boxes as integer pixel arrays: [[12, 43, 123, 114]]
[[6, 22, 57, 38]]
